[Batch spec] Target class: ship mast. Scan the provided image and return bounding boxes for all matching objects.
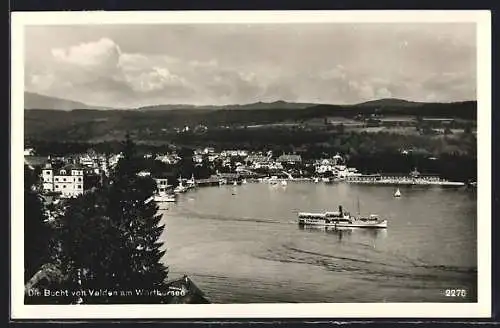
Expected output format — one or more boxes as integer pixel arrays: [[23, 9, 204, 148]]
[[357, 197, 360, 216]]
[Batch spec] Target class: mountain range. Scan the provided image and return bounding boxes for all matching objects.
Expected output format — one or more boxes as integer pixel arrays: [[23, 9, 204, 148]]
[[24, 91, 454, 111], [24, 92, 110, 110], [24, 91, 476, 143]]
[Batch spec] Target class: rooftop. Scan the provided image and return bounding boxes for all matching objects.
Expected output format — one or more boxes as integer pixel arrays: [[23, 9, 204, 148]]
[[24, 156, 49, 167], [277, 154, 302, 162], [62, 164, 86, 170]]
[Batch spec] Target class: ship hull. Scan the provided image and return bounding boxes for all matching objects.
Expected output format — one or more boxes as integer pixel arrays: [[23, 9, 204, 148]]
[[298, 218, 388, 229], [154, 195, 176, 202]]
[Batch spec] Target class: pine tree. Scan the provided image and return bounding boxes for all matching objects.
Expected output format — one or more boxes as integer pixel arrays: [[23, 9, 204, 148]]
[[105, 134, 168, 303], [57, 191, 118, 303], [53, 135, 168, 304], [176, 147, 195, 179]]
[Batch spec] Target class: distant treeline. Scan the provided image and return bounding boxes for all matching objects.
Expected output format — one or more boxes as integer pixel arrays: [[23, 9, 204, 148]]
[[26, 129, 477, 158], [25, 101, 476, 141], [26, 128, 477, 181]]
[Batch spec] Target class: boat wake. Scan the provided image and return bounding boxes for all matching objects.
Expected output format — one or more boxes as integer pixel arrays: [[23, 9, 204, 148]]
[[257, 244, 477, 287], [170, 210, 285, 225]]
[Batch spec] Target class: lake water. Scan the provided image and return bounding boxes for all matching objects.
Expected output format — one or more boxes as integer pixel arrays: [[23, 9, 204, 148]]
[[158, 182, 477, 303]]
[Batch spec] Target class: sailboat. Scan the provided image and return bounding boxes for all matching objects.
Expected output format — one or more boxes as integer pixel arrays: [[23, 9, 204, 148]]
[[394, 188, 401, 197], [187, 174, 196, 189], [174, 176, 188, 194]]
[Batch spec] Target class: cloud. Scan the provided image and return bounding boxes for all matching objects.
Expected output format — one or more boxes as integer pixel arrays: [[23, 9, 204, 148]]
[[419, 72, 476, 102], [27, 38, 200, 106], [123, 66, 189, 93], [375, 87, 393, 99], [26, 37, 277, 106], [52, 38, 121, 75], [319, 65, 347, 80], [24, 24, 477, 107]]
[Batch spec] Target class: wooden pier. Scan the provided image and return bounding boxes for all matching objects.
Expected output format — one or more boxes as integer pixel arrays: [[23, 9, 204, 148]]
[[195, 177, 221, 186]]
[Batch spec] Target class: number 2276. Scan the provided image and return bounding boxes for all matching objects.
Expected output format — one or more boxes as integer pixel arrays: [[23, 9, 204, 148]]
[[444, 289, 467, 297]]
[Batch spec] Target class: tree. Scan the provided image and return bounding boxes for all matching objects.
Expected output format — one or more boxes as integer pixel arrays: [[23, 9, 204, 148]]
[[24, 165, 51, 283], [52, 134, 169, 304], [105, 134, 169, 303], [56, 191, 118, 303], [194, 155, 213, 179], [176, 147, 195, 179]]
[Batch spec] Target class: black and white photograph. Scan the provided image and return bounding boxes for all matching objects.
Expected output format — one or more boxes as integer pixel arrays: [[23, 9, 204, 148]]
[[11, 11, 491, 319]]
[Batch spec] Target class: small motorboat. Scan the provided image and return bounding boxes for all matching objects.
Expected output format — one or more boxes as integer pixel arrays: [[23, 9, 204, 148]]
[[281, 180, 288, 186], [394, 188, 401, 197], [154, 193, 176, 203], [174, 185, 188, 194], [268, 176, 279, 185]]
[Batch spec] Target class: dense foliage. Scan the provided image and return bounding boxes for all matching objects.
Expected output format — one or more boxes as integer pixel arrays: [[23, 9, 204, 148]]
[[26, 135, 169, 304], [24, 165, 52, 282]]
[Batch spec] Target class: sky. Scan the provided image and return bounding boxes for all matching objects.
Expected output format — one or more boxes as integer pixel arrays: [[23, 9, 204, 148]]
[[24, 23, 477, 108]]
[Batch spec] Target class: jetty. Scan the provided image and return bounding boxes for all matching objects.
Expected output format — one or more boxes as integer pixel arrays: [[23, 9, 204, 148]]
[[345, 171, 465, 187]]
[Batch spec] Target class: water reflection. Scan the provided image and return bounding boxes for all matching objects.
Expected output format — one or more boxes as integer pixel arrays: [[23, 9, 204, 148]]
[[298, 225, 388, 240]]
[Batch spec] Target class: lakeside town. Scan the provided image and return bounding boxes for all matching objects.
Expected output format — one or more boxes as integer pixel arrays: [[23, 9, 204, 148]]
[[25, 140, 475, 229], [25, 145, 471, 201]]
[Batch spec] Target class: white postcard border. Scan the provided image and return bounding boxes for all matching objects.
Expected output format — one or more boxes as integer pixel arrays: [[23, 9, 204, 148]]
[[10, 10, 492, 319]]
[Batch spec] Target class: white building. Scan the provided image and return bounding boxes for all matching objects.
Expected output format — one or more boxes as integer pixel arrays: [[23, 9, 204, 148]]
[[208, 154, 219, 162], [109, 153, 124, 168], [42, 164, 85, 198], [315, 154, 346, 174], [193, 154, 204, 164], [222, 150, 249, 157], [79, 153, 109, 175], [79, 154, 95, 167], [155, 154, 180, 164], [154, 178, 172, 193]]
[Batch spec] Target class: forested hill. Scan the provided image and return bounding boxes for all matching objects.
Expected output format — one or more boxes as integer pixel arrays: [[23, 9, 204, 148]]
[[24, 99, 476, 141], [322, 100, 476, 119], [24, 92, 111, 110]]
